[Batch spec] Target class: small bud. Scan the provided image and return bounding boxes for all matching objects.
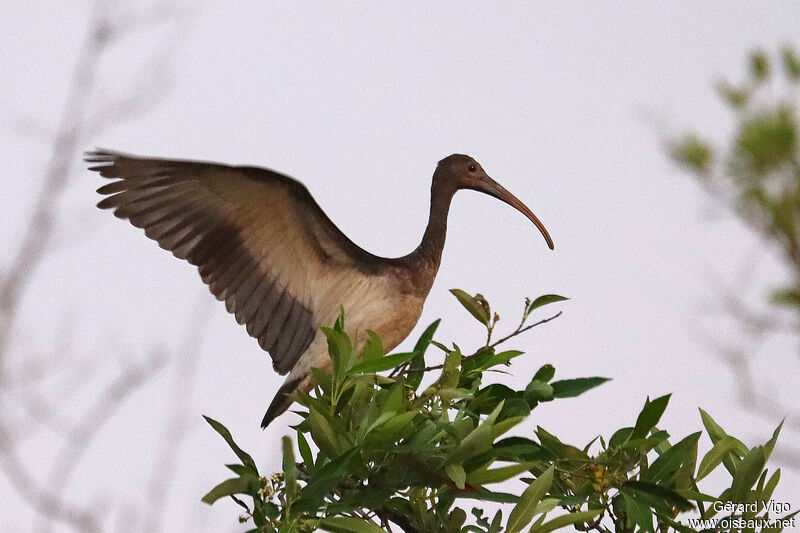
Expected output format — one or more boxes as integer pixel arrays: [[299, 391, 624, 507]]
[[749, 49, 770, 81], [781, 46, 800, 80], [671, 134, 713, 174], [474, 293, 491, 318]]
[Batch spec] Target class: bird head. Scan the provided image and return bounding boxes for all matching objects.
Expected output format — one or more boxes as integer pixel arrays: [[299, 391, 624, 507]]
[[436, 154, 554, 250]]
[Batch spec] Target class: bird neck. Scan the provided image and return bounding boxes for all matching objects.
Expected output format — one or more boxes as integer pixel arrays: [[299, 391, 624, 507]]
[[408, 180, 456, 284]]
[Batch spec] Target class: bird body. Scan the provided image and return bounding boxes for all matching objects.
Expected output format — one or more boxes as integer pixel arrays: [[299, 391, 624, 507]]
[[88, 151, 552, 427]]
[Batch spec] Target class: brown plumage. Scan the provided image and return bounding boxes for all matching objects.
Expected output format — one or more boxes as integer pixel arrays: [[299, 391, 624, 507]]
[[87, 150, 553, 427]]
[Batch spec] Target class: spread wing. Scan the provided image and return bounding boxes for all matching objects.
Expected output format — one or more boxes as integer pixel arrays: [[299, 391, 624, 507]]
[[88, 150, 382, 375]]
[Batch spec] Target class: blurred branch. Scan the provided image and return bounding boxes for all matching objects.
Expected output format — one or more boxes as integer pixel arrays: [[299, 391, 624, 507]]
[[0, 421, 101, 532], [673, 47, 800, 471], [140, 293, 213, 533], [0, 2, 191, 531], [0, 19, 108, 372], [0, 349, 166, 533], [0, 1, 187, 378], [36, 349, 168, 533]]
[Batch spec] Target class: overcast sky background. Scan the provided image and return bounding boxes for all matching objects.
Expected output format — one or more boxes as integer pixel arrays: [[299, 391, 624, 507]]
[[2, 2, 799, 532]]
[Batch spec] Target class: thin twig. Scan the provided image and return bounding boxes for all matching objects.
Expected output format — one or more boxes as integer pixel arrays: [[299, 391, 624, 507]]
[[36, 350, 168, 533], [140, 294, 214, 533], [490, 311, 562, 349], [0, 421, 102, 532], [421, 312, 563, 372], [0, 20, 110, 376]]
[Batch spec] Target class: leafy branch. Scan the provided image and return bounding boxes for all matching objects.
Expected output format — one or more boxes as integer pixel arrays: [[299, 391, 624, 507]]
[[203, 291, 790, 532]]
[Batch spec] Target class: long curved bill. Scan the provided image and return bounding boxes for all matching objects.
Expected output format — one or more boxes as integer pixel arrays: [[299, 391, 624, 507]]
[[478, 176, 554, 250]]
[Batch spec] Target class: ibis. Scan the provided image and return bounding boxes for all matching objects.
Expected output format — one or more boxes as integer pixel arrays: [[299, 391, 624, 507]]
[[87, 151, 554, 427]]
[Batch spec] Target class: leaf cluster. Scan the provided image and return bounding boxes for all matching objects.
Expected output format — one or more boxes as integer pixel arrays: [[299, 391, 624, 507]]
[[203, 292, 788, 532], [671, 46, 800, 308]]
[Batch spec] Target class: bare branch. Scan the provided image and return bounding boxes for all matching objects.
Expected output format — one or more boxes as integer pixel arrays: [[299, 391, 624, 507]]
[[0, 17, 108, 378], [35, 349, 168, 533], [0, 2, 192, 531], [490, 311, 562, 349], [0, 421, 101, 533], [140, 293, 214, 533]]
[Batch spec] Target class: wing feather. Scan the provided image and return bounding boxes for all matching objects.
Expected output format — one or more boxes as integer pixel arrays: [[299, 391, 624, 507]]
[[89, 150, 383, 374]]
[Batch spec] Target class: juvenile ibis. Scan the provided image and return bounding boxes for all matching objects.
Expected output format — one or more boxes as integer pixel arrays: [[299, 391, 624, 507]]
[[87, 151, 554, 427]]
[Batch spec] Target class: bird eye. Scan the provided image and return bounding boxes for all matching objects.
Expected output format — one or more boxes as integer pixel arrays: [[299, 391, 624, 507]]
[[468, 164, 476, 172]]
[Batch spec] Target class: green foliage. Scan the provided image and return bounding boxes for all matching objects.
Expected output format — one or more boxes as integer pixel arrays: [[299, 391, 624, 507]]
[[202, 292, 785, 532], [671, 45, 800, 310]]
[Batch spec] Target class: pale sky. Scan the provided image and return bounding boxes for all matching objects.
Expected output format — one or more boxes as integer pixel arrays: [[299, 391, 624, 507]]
[[2, 2, 799, 531]]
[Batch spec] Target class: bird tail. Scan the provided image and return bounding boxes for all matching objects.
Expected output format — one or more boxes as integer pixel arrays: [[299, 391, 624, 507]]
[[261, 376, 304, 428]]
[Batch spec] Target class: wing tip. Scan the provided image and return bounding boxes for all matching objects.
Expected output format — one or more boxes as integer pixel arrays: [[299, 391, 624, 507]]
[[85, 148, 124, 178], [261, 376, 304, 428], [84, 148, 119, 162]]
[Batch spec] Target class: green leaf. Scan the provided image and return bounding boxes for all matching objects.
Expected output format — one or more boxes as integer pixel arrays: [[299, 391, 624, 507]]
[[623, 481, 693, 512], [622, 492, 654, 532], [319, 516, 389, 533], [489, 350, 524, 366], [489, 510, 503, 533], [350, 350, 418, 374], [321, 325, 355, 384], [699, 408, 747, 475], [491, 437, 548, 463], [631, 395, 670, 440], [531, 498, 559, 517], [467, 461, 539, 486], [446, 463, 467, 490], [671, 134, 713, 173], [203, 416, 257, 470], [295, 447, 360, 512], [381, 380, 406, 414], [467, 349, 525, 374], [439, 348, 463, 389], [609, 427, 634, 448], [550, 377, 610, 398], [226, 463, 254, 476], [361, 330, 384, 361], [781, 45, 800, 79], [698, 408, 727, 442], [536, 426, 587, 461], [731, 446, 767, 500], [407, 319, 440, 390], [369, 411, 417, 443], [450, 289, 491, 325], [527, 295, 569, 313], [308, 409, 342, 457], [643, 432, 701, 484], [761, 468, 781, 504], [201, 475, 258, 505], [297, 430, 314, 467], [763, 419, 784, 461], [282, 436, 297, 498], [528, 509, 603, 533], [532, 364, 555, 383], [675, 489, 718, 503], [524, 379, 554, 403], [470, 384, 519, 415], [506, 465, 553, 533], [448, 404, 502, 465], [696, 436, 739, 481], [749, 49, 770, 80], [497, 400, 530, 423], [458, 487, 520, 504]]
